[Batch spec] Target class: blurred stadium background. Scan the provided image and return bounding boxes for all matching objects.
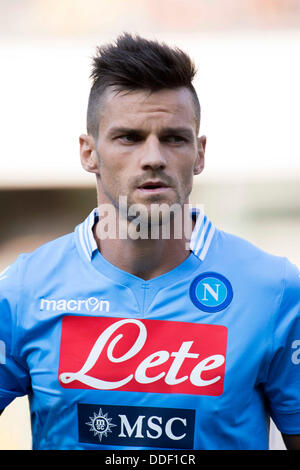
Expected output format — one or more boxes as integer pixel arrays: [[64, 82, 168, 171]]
[[0, 0, 299, 450]]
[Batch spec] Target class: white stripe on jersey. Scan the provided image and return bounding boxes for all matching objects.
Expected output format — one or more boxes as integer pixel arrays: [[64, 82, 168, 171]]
[[193, 217, 210, 256], [199, 224, 216, 261], [0, 266, 10, 281], [189, 210, 205, 251], [77, 207, 215, 262], [78, 222, 91, 261], [87, 209, 97, 252]]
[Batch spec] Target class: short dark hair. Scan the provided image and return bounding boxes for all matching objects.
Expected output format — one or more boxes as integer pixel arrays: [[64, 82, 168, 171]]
[[87, 33, 201, 138]]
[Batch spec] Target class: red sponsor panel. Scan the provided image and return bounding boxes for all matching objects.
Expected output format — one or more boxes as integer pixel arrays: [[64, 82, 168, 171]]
[[58, 316, 227, 396]]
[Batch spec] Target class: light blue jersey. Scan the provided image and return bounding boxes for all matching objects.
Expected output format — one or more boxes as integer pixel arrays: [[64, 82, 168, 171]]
[[0, 208, 299, 450]]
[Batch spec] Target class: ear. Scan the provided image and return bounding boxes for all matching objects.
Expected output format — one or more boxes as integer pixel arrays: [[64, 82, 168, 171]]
[[194, 135, 206, 175], [79, 134, 99, 174]]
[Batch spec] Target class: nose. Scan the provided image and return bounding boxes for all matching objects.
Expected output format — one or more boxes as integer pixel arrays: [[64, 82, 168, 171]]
[[140, 136, 166, 171]]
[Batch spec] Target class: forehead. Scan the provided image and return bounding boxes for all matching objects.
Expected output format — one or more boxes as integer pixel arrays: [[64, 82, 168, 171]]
[[98, 87, 197, 133]]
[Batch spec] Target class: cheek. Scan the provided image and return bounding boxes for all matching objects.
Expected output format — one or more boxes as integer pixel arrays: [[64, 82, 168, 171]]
[[98, 154, 121, 180], [177, 161, 195, 183], [98, 163, 120, 194], [175, 163, 195, 198]]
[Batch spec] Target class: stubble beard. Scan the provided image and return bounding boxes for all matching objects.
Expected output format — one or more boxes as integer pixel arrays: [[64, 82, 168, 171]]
[[95, 149, 192, 239]]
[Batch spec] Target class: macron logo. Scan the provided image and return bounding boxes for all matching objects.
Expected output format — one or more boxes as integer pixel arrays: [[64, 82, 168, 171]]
[[40, 297, 110, 313]]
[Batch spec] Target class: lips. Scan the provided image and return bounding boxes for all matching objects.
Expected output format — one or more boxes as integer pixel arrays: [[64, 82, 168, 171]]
[[138, 180, 169, 190]]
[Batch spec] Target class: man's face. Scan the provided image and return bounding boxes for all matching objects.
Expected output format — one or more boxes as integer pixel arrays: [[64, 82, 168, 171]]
[[81, 86, 205, 221]]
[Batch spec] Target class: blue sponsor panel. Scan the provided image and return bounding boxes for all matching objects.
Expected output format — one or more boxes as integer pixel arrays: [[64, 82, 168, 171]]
[[78, 403, 195, 449]]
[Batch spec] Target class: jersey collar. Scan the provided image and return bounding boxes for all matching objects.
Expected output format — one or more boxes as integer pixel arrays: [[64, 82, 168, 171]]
[[75, 206, 215, 263]]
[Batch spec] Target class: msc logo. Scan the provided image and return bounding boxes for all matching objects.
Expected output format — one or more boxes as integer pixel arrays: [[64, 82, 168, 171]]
[[86, 408, 117, 442], [78, 403, 195, 449], [190, 272, 233, 313]]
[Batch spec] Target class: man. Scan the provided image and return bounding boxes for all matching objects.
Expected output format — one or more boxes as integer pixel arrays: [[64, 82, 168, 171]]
[[0, 33, 299, 450]]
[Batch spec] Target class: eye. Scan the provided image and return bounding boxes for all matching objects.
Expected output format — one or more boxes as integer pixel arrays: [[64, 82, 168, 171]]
[[164, 135, 187, 144], [117, 134, 142, 143]]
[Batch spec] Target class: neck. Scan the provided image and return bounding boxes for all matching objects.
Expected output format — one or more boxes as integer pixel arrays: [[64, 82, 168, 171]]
[[93, 207, 194, 280]]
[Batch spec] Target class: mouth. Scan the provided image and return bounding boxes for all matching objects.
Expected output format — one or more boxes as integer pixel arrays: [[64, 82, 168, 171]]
[[137, 181, 171, 193]]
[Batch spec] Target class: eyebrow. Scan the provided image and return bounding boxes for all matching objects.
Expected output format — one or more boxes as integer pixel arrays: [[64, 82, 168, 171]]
[[107, 126, 195, 140], [160, 127, 195, 140]]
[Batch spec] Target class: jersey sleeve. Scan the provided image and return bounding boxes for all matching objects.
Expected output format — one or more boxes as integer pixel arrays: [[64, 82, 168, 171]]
[[264, 258, 300, 434], [0, 257, 31, 409]]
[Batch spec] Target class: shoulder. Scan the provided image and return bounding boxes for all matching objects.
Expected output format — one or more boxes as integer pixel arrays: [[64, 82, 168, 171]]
[[0, 231, 77, 293], [21, 231, 76, 269], [213, 227, 300, 325], [208, 226, 300, 311], [214, 227, 292, 282]]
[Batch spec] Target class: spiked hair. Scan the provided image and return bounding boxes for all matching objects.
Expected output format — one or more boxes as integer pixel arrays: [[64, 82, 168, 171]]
[[87, 33, 201, 138]]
